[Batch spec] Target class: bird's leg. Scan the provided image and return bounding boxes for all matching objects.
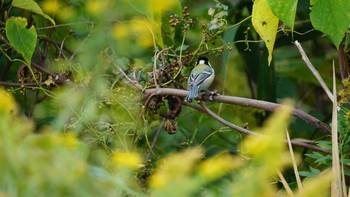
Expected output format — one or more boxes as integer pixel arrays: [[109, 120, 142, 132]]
[[208, 90, 220, 101], [196, 91, 208, 102], [198, 90, 220, 101]]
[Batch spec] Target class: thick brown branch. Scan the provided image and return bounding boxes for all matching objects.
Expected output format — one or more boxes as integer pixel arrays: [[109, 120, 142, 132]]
[[144, 88, 331, 135]]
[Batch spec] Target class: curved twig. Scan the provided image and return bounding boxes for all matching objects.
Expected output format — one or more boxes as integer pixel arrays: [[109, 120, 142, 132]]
[[0, 81, 37, 87], [114, 64, 143, 90], [199, 102, 261, 136], [153, 48, 171, 88], [143, 88, 331, 135], [146, 118, 166, 161], [194, 102, 330, 154]]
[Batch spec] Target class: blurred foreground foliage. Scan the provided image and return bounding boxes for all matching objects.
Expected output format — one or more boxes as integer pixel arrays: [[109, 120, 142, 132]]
[[0, 0, 349, 196], [0, 88, 332, 196]]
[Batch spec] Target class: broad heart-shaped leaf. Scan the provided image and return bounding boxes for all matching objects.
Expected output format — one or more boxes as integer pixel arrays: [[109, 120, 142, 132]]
[[267, 0, 297, 33], [6, 17, 37, 64], [310, 0, 350, 48], [252, 0, 279, 65], [12, 0, 55, 25]]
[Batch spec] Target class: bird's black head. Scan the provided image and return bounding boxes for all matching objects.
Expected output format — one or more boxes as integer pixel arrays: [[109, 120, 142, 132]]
[[197, 57, 209, 65]]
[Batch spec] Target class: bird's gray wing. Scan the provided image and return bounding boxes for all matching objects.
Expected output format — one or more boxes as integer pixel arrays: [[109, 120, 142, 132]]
[[189, 67, 213, 87]]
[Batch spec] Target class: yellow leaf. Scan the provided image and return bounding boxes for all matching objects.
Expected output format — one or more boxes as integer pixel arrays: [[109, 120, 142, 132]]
[[252, 0, 279, 65], [0, 88, 17, 115]]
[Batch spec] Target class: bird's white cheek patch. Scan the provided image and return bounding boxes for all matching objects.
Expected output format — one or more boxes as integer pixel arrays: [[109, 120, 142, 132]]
[[198, 60, 205, 64]]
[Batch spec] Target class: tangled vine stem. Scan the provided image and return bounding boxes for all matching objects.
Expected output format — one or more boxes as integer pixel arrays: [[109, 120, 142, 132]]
[[143, 88, 331, 135]]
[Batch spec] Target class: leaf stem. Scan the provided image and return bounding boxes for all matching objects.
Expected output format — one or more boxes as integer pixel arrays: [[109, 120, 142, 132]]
[[227, 15, 252, 30]]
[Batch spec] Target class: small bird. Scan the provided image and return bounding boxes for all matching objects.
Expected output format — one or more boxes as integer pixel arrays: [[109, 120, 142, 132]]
[[185, 57, 215, 102]]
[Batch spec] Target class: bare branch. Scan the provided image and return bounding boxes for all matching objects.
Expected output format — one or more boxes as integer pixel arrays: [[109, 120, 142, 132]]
[[144, 88, 331, 135], [289, 139, 330, 154], [331, 62, 342, 194], [294, 40, 334, 101], [0, 81, 37, 87], [146, 118, 165, 161]]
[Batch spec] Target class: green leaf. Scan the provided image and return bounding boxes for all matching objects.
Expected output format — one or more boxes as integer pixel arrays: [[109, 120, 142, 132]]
[[252, 0, 279, 65], [299, 167, 321, 177], [175, 45, 188, 51], [12, 0, 55, 25], [298, 171, 314, 177], [267, 0, 297, 32], [314, 155, 332, 165], [5, 17, 37, 64], [345, 169, 350, 176], [315, 140, 332, 150], [305, 152, 324, 160], [342, 159, 350, 165], [310, 0, 350, 48]]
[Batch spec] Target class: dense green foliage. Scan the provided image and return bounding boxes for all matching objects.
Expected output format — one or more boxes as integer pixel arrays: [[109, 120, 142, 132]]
[[0, 0, 350, 196]]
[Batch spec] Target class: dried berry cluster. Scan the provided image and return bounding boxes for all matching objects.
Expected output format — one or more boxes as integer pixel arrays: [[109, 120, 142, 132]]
[[169, 6, 194, 32]]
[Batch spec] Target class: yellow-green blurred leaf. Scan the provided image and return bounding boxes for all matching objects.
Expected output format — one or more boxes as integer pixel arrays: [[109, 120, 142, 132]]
[[12, 0, 55, 25], [233, 103, 293, 197], [243, 103, 293, 159], [149, 148, 203, 196], [111, 150, 144, 169], [198, 153, 242, 181], [295, 170, 331, 197]]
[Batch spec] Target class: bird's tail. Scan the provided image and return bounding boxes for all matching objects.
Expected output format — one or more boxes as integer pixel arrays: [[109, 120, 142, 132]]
[[185, 88, 198, 102]]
